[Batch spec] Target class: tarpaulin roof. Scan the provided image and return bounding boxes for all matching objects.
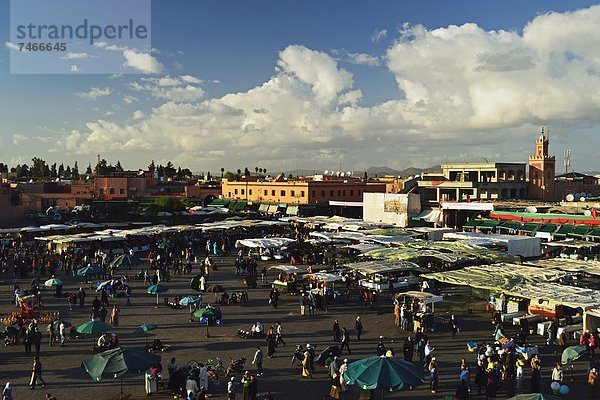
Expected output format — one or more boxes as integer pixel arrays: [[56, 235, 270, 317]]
[[305, 272, 344, 282], [235, 237, 296, 249], [268, 265, 304, 274], [346, 260, 428, 275], [545, 240, 600, 249], [525, 258, 600, 276]]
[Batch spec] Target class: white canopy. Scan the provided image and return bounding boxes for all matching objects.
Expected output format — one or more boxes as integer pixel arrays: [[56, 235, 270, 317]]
[[235, 237, 296, 249]]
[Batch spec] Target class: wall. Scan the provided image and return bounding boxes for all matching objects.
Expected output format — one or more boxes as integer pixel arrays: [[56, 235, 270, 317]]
[[362, 192, 421, 227]]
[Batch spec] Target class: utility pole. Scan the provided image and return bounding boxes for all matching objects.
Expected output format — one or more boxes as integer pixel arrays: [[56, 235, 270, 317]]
[[564, 149, 571, 174]]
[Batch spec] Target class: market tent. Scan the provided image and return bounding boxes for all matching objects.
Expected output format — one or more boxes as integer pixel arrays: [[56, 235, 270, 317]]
[[506, 236, 541, 258], [399, 291, 443, 304], [553, 224, 574, 238], [268, 265, 304, 274], [525, 259, 600, 276], [235, 238, 296, 249], [346, 260, 427, 276], [584, 308, 600, 333], [569, 225, 590, 238]]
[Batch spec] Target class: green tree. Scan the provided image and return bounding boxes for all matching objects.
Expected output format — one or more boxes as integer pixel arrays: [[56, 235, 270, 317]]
[[50, 163, 58, 178], [58, 163, 65, 177], [72, 161, 79, 178], [115, 160, 123, 172], [85, 163, 93, 175], [236, 168, 242, 175], [164, 161, 176, 177], [65, 165, 72, 177], [220, 167, 225, 178], [148, 160, 156, 173]]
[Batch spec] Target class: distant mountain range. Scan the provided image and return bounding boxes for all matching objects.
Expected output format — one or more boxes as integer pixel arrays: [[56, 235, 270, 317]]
[[279, 165, 441, 178]]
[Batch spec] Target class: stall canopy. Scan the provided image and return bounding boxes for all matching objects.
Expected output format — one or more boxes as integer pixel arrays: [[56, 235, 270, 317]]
[[268, 265, 304, 274], [399, 291, 443, 304], [305, 272, 344, 282], [235, 238, 296, 249], [554, 224, 574, 238], [525, 259, 600, 276], [346, 260, 428, 276]]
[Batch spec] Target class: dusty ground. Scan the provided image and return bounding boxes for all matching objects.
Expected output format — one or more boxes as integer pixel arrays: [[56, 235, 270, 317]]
[[0, 256, 590, 399]]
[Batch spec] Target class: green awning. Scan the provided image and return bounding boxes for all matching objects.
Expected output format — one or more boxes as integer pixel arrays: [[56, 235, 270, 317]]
[[499, 221, 522, 230], [537, 223, 558, 233], [208, 199, 229, 207], [463, 219, 482, 228], [258, 204, 269, 213], [554, 224, 574, 237], [569, 225, 590, 238], [519, 223, 539, 232], [587, 228, 600, 239], [267, 204, 279, 214], [234, 201, 247, 211], [479, 220, 499, 229]]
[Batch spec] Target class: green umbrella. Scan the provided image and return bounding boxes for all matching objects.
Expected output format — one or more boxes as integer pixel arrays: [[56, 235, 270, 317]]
[[561, 345, 587, 364], [46, 320, 71, 331], [193, 306, 222, 337], [76, 320, 112, 336], [343, 356, 424, 397], [81, 347, 161, 399], [44, 277, 63, 287], [147, 284, 168, 305], [133, 324, 158, 347], [109, 254, 143, 270], [77, 265, 104, 277]]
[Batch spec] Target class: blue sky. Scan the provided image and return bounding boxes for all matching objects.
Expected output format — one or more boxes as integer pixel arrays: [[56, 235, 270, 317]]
[[1, 0, 600, 173]]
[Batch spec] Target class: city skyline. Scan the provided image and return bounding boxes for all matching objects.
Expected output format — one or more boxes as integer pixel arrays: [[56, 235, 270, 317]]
[[2, 1, 600, 173]]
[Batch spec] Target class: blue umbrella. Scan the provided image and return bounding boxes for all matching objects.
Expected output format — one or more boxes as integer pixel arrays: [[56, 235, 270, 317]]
[[147, 284, 168, 305], [179, 295, 202, 314]]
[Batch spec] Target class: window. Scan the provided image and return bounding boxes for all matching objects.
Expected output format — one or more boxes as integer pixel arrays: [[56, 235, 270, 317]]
[[330, 190, 334, 197], [301, 191, 305, 197], [228, 192, 231, 197], [119, 188, 125, 195], [350, 190, 354, 196], [343, 190, 346, 196], [241, 189, 245, 195], [271, 190, 275, 196], [321, 190, 325, 197], [291, 190, 295, 197], [280, 190, 286, 196], [338, 190, 341, 197], [249, 189, 253, 195], [234, 189, 238, 195], [264, 190, 268, 196], [109, 188, 115, 195], [358, 190, 361, 195]]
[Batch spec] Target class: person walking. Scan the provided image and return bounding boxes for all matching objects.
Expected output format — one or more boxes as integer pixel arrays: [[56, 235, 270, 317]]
[[403, 336, 415, 362], [394, 302, 401, 326], [551, 363, 563, 384], [301, 349, 312, 379], [266, 328, 276, 358], [110, 305, 120, 327], [429, 364, 439, 394], [2, 382, 13, 400], [531, 363, 541, 393], [589, 367, 598, 397], [340, 327, 351, 355], [227, 377, 236, 400], [59, 321, 67, 347], [332, 320, 341, 342], [275, 321, 286, 347], [355, 316, 363, 341], [451, 315, 460, 338], [29, 356, 46, 390], [77, 287, 86, 307], [252, 347, 264, 376]]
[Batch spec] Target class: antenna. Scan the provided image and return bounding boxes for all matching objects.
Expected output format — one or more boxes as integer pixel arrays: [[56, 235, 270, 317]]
[[564, 149, 571, 174]]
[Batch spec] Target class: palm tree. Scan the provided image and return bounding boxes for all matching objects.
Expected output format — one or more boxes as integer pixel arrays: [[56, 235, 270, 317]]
[[236, 169, 242, 175], [220, 167, 224, 178], [259, 168, 263, 174], [263, 168, 267, 176], [255, 166, 258, 175]]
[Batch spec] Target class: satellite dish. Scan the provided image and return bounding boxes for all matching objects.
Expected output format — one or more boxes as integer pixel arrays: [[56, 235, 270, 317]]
[[580, 197, 587, 202], [574, 193, 581, 200], [347, 171, 352, 176], [324, 170, 329, 174], [566, 194, 574, 202], [336, 171, 340, 176], [525, 206, 537, 213], [584, 210, 592, 217]]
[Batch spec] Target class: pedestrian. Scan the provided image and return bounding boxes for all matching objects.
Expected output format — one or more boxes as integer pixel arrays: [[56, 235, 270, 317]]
[[429, 364, 439, 394], [185, 375, 199, 399], [329, 356, 340, 378], [98, 307, 108, 323], [167, 357, 177, 379], [227, 377, 236, 400], [394, 301, 401, 326], [355, 316, 363, 341], [275, 321, 286, 347], [401, 337, 413, 363], [376, 337, 386, 356], [301, 349, 312, 378], [515, 358, 525, 391], [475, 360, 486, 395], [125, 285, 132, 306], [253, 347, 264, 376], [261, 267, 267, 284], [589, 367, 598, 396], [339, 359, 348, 392], [2, 382, 13, 400], [29, 356, 46, 390], [531, 363, 541, 393], [266, 328, 276, 358], [340, 327, 351, 354], [551, 363, 563, 384], [59, 321, 67, 347], [424, 340, 434, 368], [333, 320, 341, 342], [451, 314, 459, 338], [77, 287, 86, 307], [110, 305, 120, 327]]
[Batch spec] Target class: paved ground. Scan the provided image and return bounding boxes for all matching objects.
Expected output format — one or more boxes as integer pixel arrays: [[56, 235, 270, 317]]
[[0, 256, 591, 399]]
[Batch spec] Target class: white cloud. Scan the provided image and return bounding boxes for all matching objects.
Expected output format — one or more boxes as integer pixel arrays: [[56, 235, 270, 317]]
[[277, 45, 353, 103], [123, 49, 163, 74], [12, 134, 27, 145], [123, 95, 139, 104], [70, 64, 79, 73], [372, 29, 388, 43], [61, 52, 88, 60], [180, 75, 203, 84], [55, 6, 600, 170], [5, 42, 19, 51], [75, 87, 113, 100], [127, 75, 205, 102], [132, 110, 145, 120]]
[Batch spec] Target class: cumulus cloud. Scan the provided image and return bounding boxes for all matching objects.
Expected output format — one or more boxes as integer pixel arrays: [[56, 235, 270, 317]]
[[132, 110, 145, 120], [55, 6, 600, 170], [75, 87, 113, 100], [127, 76, 205, 102], [123, 49, 163, 74]]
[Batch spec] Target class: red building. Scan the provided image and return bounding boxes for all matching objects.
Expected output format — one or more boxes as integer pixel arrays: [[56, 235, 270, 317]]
[[528, 128, 556, 201]]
